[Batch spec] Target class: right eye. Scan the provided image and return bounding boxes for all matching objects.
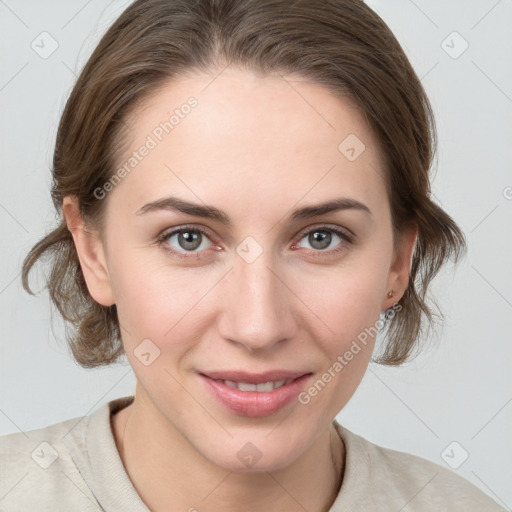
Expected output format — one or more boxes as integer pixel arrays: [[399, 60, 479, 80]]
[[157, 225, 219, 259]]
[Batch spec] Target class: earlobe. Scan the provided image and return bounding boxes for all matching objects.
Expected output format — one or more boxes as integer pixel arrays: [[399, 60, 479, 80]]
[[62, 196, 115, 307], [382, 224, 418, 311]]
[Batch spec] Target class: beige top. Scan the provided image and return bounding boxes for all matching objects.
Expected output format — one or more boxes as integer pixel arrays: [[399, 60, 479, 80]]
[[0, 395, 505, 511]]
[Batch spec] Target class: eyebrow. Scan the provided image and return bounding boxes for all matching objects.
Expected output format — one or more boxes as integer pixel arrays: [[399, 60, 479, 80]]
[[135, 196, 372, 225]]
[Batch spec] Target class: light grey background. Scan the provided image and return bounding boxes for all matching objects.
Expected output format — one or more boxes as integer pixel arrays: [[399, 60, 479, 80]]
[[1, 0, 511, 508]]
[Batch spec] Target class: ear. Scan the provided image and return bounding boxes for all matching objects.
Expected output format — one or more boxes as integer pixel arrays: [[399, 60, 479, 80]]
[[62, 196, 115, 306], [381, 223, 418, 311]]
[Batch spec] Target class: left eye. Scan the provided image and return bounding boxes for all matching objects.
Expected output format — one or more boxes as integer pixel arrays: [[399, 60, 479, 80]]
[[296, 228, 347, 251]]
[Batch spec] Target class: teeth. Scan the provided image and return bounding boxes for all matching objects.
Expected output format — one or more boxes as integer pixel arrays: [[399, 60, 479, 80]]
[[221, 378, 294, 392], [224, 380, 239, 389], [238, 382, 257, 391], [256, 382, 274, 392]]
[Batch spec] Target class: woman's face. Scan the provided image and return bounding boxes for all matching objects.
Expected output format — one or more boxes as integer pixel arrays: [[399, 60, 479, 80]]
[[79, 68, 414, 472]]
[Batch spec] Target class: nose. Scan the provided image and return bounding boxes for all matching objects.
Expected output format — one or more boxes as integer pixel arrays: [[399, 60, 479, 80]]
[[217, 249, 298, 352]]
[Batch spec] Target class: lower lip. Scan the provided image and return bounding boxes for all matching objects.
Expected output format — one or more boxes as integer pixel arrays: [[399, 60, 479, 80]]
[[200, 374, 311, 417]]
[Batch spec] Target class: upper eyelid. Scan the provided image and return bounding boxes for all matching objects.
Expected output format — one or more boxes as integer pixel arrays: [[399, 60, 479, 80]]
[[160, 225, 218, 243], [296, 224, 352, 239]]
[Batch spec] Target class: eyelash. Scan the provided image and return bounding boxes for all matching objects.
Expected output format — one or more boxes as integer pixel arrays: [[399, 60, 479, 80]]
[[156, 224, 354, 260]]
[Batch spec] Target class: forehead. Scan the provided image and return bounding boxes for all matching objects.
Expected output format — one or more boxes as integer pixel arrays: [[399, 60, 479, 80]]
[[110, 68, 387, 220]]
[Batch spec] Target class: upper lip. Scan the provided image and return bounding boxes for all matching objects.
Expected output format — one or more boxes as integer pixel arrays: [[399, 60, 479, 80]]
[[200, 370, 311, 384]]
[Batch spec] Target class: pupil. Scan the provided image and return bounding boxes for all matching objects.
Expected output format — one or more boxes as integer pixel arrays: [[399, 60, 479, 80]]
[[310, 230, 331, 250], [179, 231, 201, 250]]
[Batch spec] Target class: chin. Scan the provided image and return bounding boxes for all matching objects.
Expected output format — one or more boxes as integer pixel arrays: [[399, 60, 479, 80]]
[[192, 425, 313, 474]]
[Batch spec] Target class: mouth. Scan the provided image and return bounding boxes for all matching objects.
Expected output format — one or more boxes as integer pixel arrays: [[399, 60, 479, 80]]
[[199, 370, 312, 417]]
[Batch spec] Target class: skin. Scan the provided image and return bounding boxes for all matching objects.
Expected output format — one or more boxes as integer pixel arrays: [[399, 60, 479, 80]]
[[63, 67, 417, 512]]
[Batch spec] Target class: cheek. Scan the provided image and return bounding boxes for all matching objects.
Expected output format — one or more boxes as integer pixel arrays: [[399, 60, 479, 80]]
[[110, 260, 209, 398], [113, 262, 202, 335], [296, 282, 380, 417], [109, 248, 224, 366], [296, 253, 388, 343], [290, 253, 388, 411]]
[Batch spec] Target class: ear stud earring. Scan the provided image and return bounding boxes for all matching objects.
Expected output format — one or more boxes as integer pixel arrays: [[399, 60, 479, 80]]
[[387, 290, 394, 298]]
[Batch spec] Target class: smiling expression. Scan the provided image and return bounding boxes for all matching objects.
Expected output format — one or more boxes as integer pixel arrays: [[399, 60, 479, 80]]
[[70, 67, 414, 472]]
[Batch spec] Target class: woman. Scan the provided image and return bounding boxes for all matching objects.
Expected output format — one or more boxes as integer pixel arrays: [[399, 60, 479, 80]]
[[0, 0, 505, 510]]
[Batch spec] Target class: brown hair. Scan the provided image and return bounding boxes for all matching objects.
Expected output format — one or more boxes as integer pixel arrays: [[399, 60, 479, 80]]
[[22, 0, 465, 368]]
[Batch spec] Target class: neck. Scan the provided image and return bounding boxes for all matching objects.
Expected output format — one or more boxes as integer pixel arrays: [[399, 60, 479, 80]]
[[112, 391, 344, 512]]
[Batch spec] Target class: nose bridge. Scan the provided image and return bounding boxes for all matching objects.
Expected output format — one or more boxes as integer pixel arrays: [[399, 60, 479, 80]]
[[219, 243, 295, 351]]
